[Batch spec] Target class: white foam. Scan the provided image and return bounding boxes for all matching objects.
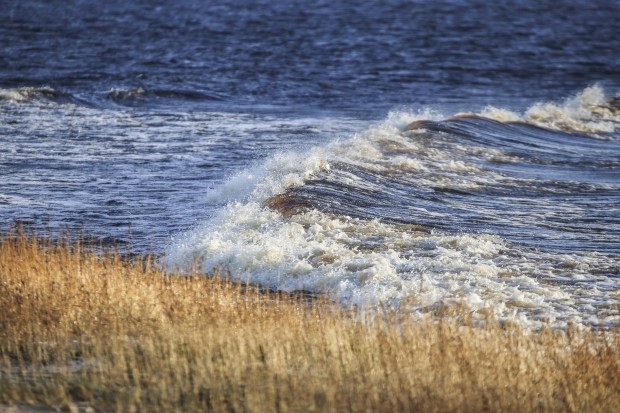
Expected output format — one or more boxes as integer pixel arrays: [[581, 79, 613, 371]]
[[168, 205, 517, 311], [479, 84, 620, 136], [0, 86, 60, 104], [206, 149, 332, 204], [168, 184, 612, 328]]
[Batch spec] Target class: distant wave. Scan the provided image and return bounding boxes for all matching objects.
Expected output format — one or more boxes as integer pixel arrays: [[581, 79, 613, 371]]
[[0, 86, 100, 107], [0, 86, 226, 108], [0, 86, 73, 104], [106, 87, 226, 106], [105, 87, 150, 105]]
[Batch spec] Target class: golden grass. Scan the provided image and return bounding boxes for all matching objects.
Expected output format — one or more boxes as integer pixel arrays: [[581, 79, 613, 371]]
[[0, 231, 618, 412]]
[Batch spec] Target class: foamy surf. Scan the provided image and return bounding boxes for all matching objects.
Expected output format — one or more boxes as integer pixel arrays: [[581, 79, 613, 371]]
[[477, 84, 620, 137], [167, 87, 620, 328], [0, 86, 66, 104]]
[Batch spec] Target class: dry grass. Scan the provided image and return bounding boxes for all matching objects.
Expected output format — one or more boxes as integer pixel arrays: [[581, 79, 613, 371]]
[[0, 231, 618, 412]]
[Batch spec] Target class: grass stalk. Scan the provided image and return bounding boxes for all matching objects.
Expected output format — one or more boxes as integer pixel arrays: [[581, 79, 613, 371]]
[[0, 231, 618, 412]]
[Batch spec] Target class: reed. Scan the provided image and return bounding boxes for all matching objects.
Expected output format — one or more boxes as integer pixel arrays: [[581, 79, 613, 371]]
[[0, 231, 618, 412]]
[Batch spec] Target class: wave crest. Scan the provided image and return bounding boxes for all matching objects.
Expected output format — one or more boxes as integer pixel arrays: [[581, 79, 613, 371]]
[[478, 84, 620, 137], [0, 86, 67, 103]]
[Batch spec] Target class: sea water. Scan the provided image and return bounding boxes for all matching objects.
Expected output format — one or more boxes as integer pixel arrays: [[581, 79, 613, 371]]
[[2, 0, 619, 327]]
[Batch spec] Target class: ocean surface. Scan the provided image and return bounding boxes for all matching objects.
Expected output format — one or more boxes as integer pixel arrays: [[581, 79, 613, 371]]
[[2, 0, 619, 327]]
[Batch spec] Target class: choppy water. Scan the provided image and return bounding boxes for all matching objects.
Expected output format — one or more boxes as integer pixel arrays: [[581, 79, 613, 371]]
[[2, 0, 619, 327]]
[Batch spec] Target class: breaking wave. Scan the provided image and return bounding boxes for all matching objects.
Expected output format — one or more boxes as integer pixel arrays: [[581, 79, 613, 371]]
[[171, 87, 619, 327]]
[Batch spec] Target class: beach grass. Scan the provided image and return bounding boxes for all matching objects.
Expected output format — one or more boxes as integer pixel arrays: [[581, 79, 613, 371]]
[[0, 231, 618, 412]]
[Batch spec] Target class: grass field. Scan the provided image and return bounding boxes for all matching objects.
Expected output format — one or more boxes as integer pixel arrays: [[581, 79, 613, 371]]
[[0, 231, 618, 412]]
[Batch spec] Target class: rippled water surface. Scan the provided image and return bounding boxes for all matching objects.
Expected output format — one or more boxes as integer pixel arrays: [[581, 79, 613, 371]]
[[2, 0, 619, 326]]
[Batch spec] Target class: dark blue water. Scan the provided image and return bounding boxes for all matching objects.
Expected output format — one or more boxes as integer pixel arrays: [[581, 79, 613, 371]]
[[2, 0, 619, 326], [3, 0, 620, 111]]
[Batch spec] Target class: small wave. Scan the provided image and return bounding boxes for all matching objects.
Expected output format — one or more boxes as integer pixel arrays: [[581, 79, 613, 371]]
[[152, 89, 226, 101], [0, 86, 73, 104], [106, 87, 225, 106], [106, 87, 149, 105], [475, 84, 620, 138]]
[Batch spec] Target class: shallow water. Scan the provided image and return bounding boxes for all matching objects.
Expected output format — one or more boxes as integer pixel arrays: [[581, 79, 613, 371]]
[[2, 0, 619, 327]]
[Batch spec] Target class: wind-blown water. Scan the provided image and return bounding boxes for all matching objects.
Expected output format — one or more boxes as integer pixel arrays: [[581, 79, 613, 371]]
[[2, 0, 619, 327]]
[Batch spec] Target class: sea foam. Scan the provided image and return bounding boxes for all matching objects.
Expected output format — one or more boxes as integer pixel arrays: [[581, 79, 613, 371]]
[[479, 84, 620, 137]]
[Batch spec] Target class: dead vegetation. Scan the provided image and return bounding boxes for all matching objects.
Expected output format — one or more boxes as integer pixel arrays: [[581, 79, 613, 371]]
[[0, 231, 618, 412]]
